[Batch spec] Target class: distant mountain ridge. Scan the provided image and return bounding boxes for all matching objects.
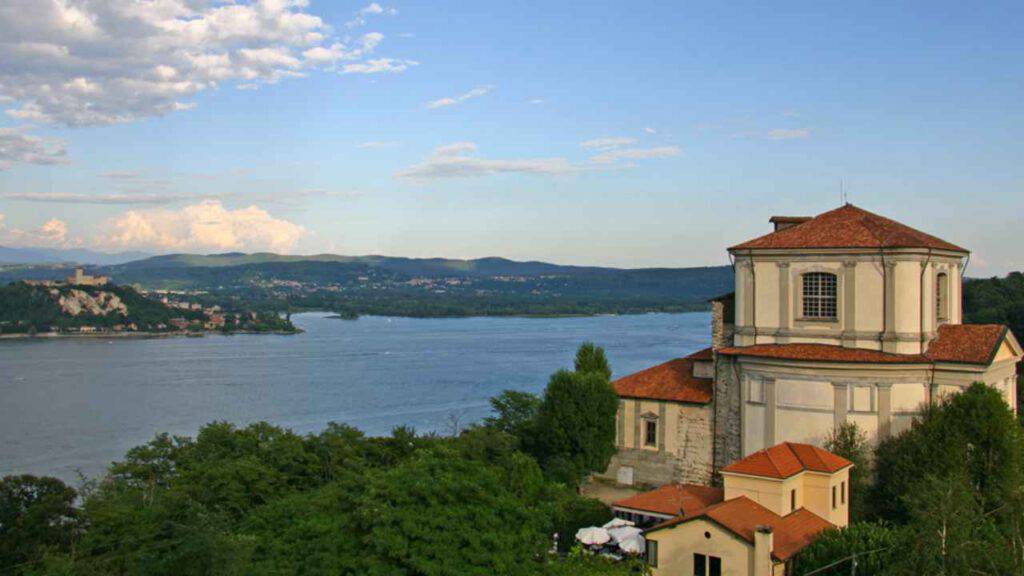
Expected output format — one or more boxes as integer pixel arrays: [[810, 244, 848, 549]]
[[0, 246, 151, 266]]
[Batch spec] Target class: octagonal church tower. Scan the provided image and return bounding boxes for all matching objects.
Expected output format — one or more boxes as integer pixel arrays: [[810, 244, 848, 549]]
[[712, 204, 1021, 470]]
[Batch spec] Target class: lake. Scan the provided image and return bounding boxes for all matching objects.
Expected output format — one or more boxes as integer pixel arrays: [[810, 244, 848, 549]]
[[0, 311, 710, 482]]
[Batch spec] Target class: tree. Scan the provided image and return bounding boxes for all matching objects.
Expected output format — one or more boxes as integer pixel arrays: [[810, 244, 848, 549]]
[[824, 421, 870, 522], [359, 449, 551, 576], [870, 382, 1024, 522], [574, 342, 611, 381], [792, 522, 902, 576], [533, 369, 619, 486], [485, 390, 542, 448], [0, 475, 79, 573]]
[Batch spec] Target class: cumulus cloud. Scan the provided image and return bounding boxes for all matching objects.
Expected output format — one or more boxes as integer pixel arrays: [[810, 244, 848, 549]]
[[580, 136, 638, 151], [426, 86, 494, 109], [0, 216, 72, 247], [346, 3, 397, 29], [0, 127, 68, 169], [766, 128, 811, 140], [589, 146, 682, 164], [100, 200, 306, 252], [0, 0, 412, 127]]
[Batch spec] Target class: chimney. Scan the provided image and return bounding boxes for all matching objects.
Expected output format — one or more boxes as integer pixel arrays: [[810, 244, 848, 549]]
[[753, 526, 774, 576], [769, 216, 811, 232]]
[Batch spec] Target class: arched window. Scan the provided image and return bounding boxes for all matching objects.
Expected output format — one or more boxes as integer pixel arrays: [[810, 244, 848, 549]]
[[936, 272, 949, 323], [802, 272, 837, 319]]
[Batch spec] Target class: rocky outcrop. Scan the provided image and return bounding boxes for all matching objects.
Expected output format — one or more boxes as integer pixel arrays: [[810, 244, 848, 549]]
[[52, 288, 128, 317]]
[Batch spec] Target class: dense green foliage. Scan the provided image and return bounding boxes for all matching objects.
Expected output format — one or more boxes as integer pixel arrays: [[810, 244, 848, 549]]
[[0, 282, 204, 334], [802, 383, 1024, 575], [0, 343, 632, 576], [964, 271, 1024, 342], [487, 344, 620, 486]]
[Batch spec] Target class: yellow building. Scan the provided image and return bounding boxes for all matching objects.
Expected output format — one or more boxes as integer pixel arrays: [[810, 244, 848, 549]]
[[637, 442, 852, 576]]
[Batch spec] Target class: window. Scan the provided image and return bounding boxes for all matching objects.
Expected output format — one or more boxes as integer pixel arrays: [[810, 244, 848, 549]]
[[841, 481, 846, 505], [802, 272, 837, 319], [644, 419, 657, 447], [710, 557, 722, 576], [936, 272, 949, 323], [694, 554, 721, 576], [646, 540, 658, 568], [832, 485, 836, 509], [790, 489, 797, 512]]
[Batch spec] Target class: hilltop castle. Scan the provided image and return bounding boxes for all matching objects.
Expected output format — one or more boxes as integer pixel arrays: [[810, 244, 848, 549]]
[[600, 204, 1022, 487]]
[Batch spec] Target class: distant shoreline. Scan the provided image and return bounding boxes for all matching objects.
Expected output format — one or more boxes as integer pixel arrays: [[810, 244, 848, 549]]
[[0, 329, 301, 341]]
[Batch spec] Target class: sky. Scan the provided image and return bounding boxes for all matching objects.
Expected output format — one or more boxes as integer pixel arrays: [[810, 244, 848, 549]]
[[0, 1, 1022, 275]]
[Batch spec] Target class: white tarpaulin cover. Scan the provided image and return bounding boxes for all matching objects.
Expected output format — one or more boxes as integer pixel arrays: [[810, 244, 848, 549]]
[[618, 532, 646, 555], [575, 526, 611, 546], [608, 526, 643, 544], [602, 517, 635, 529]]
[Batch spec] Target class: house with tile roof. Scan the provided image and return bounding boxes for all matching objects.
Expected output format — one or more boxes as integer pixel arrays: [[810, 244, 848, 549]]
[[638, 442, 851, 576], [600, 204, 1022, 487]]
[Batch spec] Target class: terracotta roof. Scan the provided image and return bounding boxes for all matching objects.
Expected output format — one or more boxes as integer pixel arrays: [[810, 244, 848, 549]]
[[717, 343, 930, 364], [721, 442, 853, 479], [613, 357, 713, 404], [926, 324, 1011, 365], [647, 496, 833, 562], [686, 346, 714, 361], [730, 204, 968, 253], [613, 484, 724, 517]]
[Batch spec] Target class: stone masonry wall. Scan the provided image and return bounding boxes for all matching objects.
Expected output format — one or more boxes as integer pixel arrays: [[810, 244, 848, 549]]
[[597, 403, 713, 488], [712, 355, 742, 483]]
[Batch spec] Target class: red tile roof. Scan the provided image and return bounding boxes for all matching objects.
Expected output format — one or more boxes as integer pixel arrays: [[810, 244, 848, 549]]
[[613, 357, 713, 404], [717, 343, 930, 364], [730, 204, 968, 253], [686, 346, 714, 361], [721, 442, 853, 479], [613, 484, 724, 517], [926, 324, 1012, 365], [647, 496, 833, 561]]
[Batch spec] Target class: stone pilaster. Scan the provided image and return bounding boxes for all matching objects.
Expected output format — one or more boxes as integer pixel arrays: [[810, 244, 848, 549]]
[[842, 261, 857, 348], [877, 385, 892, 440], [763, 378, 776, 446], [777, 262, 791, 344], [882, 261, 898, 353], [833, 383, 848, 429], [657, 402, 667, 452]]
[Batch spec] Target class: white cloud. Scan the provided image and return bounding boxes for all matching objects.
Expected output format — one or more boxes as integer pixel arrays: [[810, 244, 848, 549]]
[[346, 3, 397, 29], [357, 140, 400, 149], [0, 192, 186, 205], [0, 0, 412, 127], [434, 141, 478, 156], [580, 136, 638, 151], [0, 127, 68, 169], [342, 58, 417, 74], [643, 127, 657, 134], [0, 216, 72, 247], [399, 155, 575, 180], [100, 200, 306, 252], [528, 98, 545, 105], [766, 128, 811, 140], [426, 85, 494, 109], [589, 146, 682, 164]]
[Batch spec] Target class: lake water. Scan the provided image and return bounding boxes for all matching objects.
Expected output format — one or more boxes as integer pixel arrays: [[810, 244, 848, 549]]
[[0, 312, 710, 482]]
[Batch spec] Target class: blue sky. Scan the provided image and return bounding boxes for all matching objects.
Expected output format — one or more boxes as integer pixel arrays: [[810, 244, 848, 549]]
[[0, 1, 1021, 274]]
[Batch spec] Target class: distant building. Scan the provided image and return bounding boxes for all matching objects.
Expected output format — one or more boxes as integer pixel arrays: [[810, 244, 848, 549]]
[[67, 267, 109, 286]]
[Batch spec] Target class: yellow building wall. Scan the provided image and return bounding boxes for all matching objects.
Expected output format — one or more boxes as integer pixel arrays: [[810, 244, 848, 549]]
[[618, 399, 681, 452], [721, 474, 803, 517], [648, 518, 757, 576], [802, 469, 850, 527]]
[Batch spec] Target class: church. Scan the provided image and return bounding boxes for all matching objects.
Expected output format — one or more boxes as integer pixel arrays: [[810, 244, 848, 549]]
[[600, 204, 1023, 488]]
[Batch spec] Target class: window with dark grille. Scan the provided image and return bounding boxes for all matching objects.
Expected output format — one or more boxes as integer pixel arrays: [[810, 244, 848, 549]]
[[644, 419, 657, 447], [646, 540, 658, 567], [709, 556, 722, 576], [802, 272, 837, 319], [694, 553, 706, 576]]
